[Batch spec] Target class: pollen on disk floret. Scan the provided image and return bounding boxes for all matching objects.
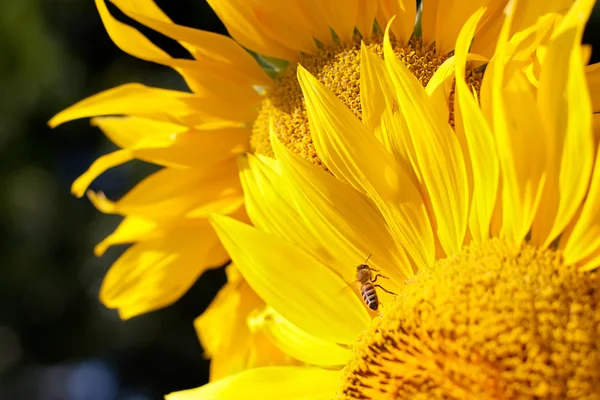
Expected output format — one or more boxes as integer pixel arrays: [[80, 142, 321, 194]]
[[250, 36, 473, 168], [337, 238, 600, 399]]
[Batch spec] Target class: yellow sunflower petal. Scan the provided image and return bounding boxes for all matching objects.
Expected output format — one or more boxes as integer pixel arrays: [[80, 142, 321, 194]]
[[434, 0, 487, 54], [383, 25, 469, 256], [195, 272, 297, 381], [111, 0, 271, 86], [356, 0, 377, 37], [165, 366, 341, 400], [297, 64, 435, 267], [472, 0, 574, 59], [206, 0, 298, 61], [377, 0, 417, 43], [563, 145, 600, 267], [99, 0, 236, 100], [594, 113, 600, 142], [360, 43, 394, 134], [71, 149, 133, 198], [532, 0, 595, 247], [94, 116, 248, 169], [195, 275, 243, 360], [51, 81, 254, 130], [49, 83, 195, 128], [99, 0, 261, 104], [360, 45, 421, 187], [249, 306, 352, 367], [253, 1, 332, 48], [91, 116, 187, 149], [420, 0, 440, 46], [133, 129, 248, 168], [94, 216, 160, 256], [512, 0, 573, 34], [425, 55, 458, 118], [488, 2, 547, 245], [466, 0, 507, 58], [176, 69, 263, 111], [95, 0, 169, 63], [271, 132, 413, 286], [238, 153, 325, 261], [184, 193, 246, 220], [209, 214, 370, 345], [245, 1, 322, 54], [578, 250, 600, 272], [455, 9, 499, 243], [87, 160, 241, 220], [100, 223, 226, 319], [425, 53, 488, 119], [421, 0, 506, 53], [312, 0, 359, 43], [586, 63, 600, 113], [109, 0, 171, 21]]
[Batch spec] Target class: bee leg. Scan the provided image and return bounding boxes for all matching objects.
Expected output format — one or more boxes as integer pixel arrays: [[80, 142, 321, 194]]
[[372, 274, 390, 283], [374, 284, 397, 296]]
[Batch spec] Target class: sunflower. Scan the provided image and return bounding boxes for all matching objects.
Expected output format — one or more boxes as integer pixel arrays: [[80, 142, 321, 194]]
[[50, 0, 600, 384], [48, 0, 431, 320], [165, 1, 600, 399], [194, 264, 301, 381]]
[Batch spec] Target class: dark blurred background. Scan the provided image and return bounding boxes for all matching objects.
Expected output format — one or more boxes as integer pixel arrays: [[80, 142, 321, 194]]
[[0, 1, 599, 400], [0, 1, 228, 399]]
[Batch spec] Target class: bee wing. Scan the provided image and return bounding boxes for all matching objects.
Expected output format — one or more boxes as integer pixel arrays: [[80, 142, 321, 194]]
[[337, 279, 359, 295]]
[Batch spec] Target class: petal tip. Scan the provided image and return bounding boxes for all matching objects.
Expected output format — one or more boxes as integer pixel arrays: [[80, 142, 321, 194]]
[[48, 111, 69, 129], [87, 190, 116, 213]]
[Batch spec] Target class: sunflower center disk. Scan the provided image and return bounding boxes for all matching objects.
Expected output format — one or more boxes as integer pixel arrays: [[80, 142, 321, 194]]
[[338, 239, 600, 399], [251, 38, 452, 167]]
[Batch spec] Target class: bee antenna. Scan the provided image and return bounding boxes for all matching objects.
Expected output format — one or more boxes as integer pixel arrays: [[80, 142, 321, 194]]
[[364, 254, 372, 264]]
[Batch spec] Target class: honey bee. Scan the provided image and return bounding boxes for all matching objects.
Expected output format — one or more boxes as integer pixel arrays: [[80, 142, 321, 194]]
[[355, 255, 396, 311]]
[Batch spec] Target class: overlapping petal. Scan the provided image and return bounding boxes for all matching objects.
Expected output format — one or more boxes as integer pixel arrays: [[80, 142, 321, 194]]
[[93, 216, 160, 256], [95, 0, 270, 99], [111, 0, 271, 87], [454, 9, 499, 243], [95, 0, 170, 64], [195, 267, 298, 381], [531, 0, 595, 247], [383, 25, 469, 257], [100, 221, 228, 319], [248, 306, 352, 367], [432, 0, 488, 54], [238, 153, 325, 261], [356, 0, 377, 38], [563, 145, 600, 269], [312, 0, 359, 43], [376, 0, 417, 44], [206, 0, 300, 60], [210, 214, 370, 345], [271, 131, 412, 286], [250, 2, 324, 53], [470, 0, 573, 58], [484, 2, 548, 245], [49, 83, 250, 130], [92, 116, 187, 150], [297, 65, 435, 267], [360, 43, 417, 183], [87, 160, 242, 221], [166, 366, 341, 400], [71, 150, 133, 198], [586, 63, 600, 113], [71, 117, 248, 198]]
